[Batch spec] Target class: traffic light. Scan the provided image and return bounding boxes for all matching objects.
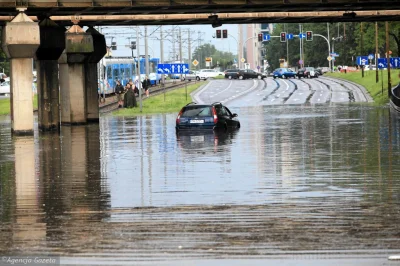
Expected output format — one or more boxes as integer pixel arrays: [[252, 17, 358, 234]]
[[280, 32, 286, 42], [222, 29, 228, 38], [258, 33, 263, 42], [130, 41, 136, 50], [306, 31, 313, 41], [216, 29, 221, 38], [111, 41, 117, 50]]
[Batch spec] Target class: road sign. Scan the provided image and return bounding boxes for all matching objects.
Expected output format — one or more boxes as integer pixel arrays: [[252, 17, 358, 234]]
[[257, 66, 260, 70], [299, 33, 306, 39], [263, 34, 270, 41], [299, 59, 303, 65], [356, 56, 368, 65], [390, 57, 400, 68], [287, 33, 294, 40], [192, 59, 199, 66], [330, 53, 339, 57], [368, 54, 374, 60], [241, 58, 246, 63], [327, 56, 332, 61], [157, 63, 189, 74], [205, 57, 212, 62], [378, 58, 387, 69]]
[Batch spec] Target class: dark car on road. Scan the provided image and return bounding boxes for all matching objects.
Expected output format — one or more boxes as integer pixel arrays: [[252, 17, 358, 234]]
[[298, 67, 319, 78], [237, 69, 265, 80], [175, 102, 240, 131], [224, 69, 241, 79]]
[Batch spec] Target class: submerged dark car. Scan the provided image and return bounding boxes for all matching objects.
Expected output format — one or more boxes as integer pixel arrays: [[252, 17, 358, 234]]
[[175, 102, 240, 131]]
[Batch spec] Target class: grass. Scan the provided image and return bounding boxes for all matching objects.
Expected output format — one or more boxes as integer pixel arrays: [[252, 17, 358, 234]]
[[112, 81, 206, 116], [325, 70, 400, 105], [0, 95, 38, 116]]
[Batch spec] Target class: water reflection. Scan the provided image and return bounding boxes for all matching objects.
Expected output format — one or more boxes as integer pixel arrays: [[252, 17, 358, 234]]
[[0, 124, 110, 254], [1, 104, 400, 259]]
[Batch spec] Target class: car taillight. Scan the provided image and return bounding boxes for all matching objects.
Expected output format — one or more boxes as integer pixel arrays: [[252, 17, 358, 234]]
[[212, 107, 218, 124], [176, 108, 183, 124]]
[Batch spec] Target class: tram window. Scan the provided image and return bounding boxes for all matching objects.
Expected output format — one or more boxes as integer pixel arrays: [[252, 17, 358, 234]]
[[107, 66, 112, 79], [120, 67, 125, 80], [125, 68, 130, 79], [113, 68, 119, 79]]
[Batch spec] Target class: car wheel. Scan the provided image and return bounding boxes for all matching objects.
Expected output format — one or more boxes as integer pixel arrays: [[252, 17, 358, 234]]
[[181, 77, 185, 81], [282, 75, 286, 79], [223, 123, 228, 132], [236, 122, 241, 129], [196, 76, 200, 81], [307, 74, 311, 78], [257, 75, 262, 79], [228, 76, 232, 80], [239, 76, 244, 80]]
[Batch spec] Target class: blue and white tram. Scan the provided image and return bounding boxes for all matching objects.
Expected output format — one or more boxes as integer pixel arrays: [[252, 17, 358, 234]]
[[99, 57, 160, 95]]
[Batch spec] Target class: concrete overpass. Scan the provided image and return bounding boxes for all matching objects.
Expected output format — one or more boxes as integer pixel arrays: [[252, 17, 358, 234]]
[[0, 0, 400, 26]]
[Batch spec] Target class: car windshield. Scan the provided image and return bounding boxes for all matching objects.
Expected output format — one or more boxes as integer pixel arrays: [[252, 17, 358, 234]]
[[182, 106, 212, 117], [306, 67, 314, 71]]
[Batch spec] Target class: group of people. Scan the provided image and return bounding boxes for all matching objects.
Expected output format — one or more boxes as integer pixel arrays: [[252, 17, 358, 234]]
[[115, 76, 152, 108]]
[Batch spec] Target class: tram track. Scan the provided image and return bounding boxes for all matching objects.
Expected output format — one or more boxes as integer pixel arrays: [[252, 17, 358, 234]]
[[99, 80, 203, 113]]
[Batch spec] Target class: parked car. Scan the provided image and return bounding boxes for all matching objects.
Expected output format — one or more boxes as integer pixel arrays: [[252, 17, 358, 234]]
[[296, 68, 307, 78], [224, 69, 241, 79], [315, 68, 323, 76], [198, 69, 224, 79], [175, 102, 240, 131], [238, 69, 266, 80], [181, 70, 198, 81], [0, 80, 10, 95], [273, 68, 297, 79]]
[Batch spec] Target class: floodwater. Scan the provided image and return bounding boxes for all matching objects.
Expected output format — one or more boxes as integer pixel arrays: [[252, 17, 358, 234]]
[[1, 103, 400, 265]]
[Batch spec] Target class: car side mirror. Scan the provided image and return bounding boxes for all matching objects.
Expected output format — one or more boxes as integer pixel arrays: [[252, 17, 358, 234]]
[[232, 113, 238, 117]]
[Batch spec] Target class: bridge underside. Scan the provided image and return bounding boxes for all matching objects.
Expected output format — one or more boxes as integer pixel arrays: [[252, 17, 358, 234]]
[[0, 0, 400, 26]]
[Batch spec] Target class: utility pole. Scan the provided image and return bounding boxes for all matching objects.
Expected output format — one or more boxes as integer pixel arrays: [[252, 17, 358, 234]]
[[136, 26, 142, 112], [238, 24, 243, 69], [179, 27, 182, 78], [160, 26, 164, 63], [375, 22, 379, 83], [188, 29, 191, 70], [285, 24, 289, 66], [145, 26, 149, 76], [361, 22, 364, 78], [327, 23, 331, 71], [299, 24, 302, 68], [386, 21, 391, 97]]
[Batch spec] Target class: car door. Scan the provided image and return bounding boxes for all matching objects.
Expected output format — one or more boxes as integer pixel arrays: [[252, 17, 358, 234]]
[[224, 106, 238, 128]]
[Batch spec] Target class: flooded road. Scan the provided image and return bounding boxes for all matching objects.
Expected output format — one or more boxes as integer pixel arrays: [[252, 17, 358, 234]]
[[1, 103, 400, 265]]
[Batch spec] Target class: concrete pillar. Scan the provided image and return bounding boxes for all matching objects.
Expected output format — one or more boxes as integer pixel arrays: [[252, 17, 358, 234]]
[[85, 27, 106, 123], [2, 11, 40, 135], [59, 24, 94, 125], [35, 18, 66, 131]]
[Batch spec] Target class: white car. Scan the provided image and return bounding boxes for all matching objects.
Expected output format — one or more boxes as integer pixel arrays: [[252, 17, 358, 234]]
[[181, 70, 198, 81], [198, 69, 224, 79], [0, 81, 10, 95]]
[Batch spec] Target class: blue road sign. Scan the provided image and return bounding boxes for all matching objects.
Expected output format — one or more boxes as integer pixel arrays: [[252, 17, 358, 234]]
[[263, 34, 270, 41], [390, 57, 400, 68], [356, 56, 368, 65], [157, 63, 189, 74], [377, 58, 387, 69], [299, 33, 306, 39], [330, 53, 339, 57], [287, 33, 294, 40]]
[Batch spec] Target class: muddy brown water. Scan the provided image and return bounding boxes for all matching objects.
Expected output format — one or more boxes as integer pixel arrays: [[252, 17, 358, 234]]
[[0, 104, 400, 264]]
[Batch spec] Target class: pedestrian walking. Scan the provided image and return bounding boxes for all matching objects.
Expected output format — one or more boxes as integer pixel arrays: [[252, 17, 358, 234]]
[[142, 75, 151, 97], [115, 80, 125, 108], [123, 79, 137, 108]]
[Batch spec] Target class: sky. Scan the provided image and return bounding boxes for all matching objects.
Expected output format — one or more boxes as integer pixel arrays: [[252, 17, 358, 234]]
[[100, 24, 239, 62]]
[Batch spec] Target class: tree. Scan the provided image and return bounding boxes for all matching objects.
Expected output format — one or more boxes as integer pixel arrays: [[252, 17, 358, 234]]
[[0, 28, 10, 75]]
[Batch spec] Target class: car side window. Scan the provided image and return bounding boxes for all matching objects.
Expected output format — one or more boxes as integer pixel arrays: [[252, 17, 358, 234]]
[[224, 106, 233, 116]]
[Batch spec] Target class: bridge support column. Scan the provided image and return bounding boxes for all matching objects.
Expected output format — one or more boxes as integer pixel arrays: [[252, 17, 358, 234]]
[[36, 18, 66, 131], [1, 10, 40, 135], [85, 27, 106, 123], [59, 24, 94, 125]]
